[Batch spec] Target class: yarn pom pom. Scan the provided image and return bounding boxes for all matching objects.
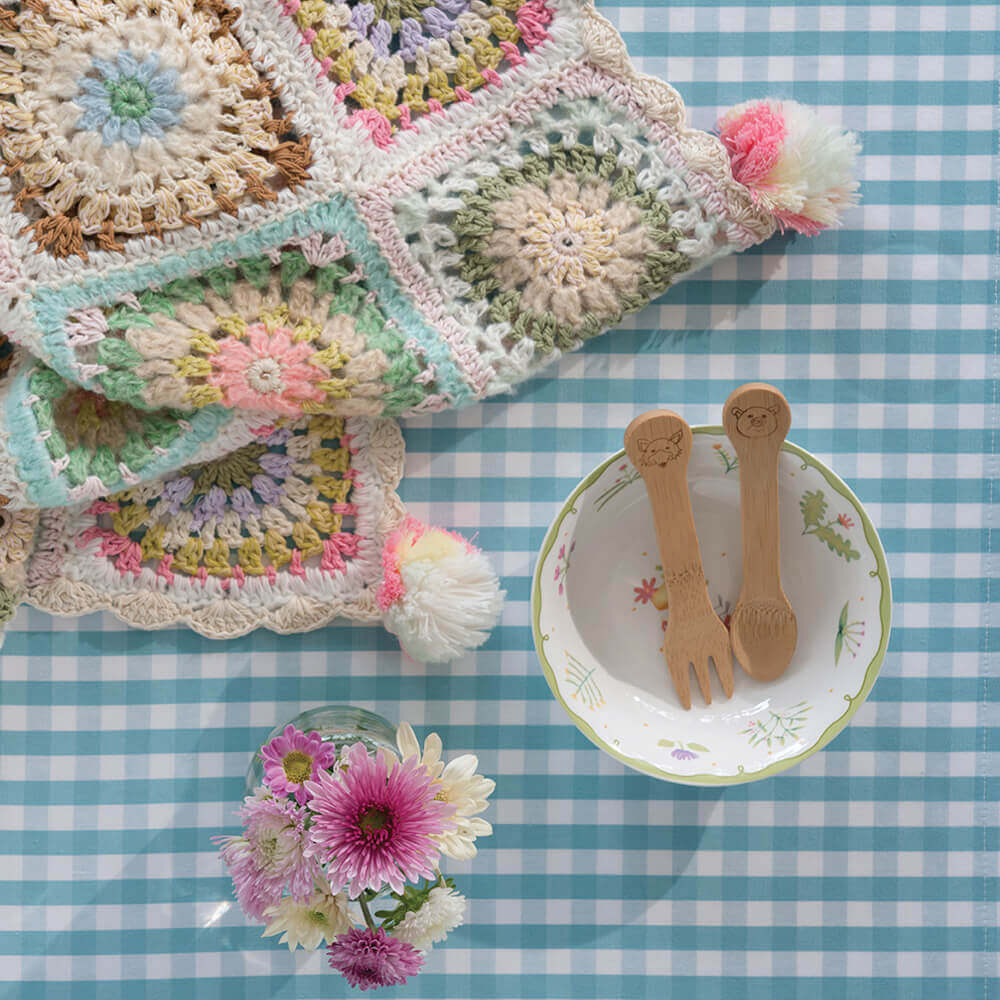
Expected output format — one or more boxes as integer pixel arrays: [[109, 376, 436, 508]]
[[377, 518, 504, 662], [717, 99, 860, 235]]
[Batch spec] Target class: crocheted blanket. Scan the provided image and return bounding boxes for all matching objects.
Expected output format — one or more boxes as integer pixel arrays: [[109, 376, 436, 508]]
[[0, 0, 858, 656]]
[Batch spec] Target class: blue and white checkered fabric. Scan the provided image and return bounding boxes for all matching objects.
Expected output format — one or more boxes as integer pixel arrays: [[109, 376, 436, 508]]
[[1, 1, 996, 997]]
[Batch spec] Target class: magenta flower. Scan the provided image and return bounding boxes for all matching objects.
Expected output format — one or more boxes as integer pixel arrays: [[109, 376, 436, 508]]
[[306, 743, 455, 896], [214, 792, 321, 920], [633, 577, 657, 604], [327, 927, 423, 990], [207, 323, 326, 416], [261, 725, 338, 805]]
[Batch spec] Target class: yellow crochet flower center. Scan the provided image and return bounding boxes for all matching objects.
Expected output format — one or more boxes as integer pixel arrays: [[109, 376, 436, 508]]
[[519, 203, 617, 287]]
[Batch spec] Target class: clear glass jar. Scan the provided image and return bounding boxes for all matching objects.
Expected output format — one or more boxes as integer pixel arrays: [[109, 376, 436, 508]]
[[244, 705, 397, 794]]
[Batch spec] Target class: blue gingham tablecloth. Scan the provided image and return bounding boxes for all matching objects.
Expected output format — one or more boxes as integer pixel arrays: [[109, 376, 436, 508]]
[[1, 2, 997, 997]]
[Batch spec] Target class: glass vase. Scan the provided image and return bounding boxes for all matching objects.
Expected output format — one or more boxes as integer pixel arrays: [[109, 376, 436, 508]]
[[244, 705, 397, 794]]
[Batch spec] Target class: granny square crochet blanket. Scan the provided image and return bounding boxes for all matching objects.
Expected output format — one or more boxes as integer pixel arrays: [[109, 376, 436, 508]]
[[0, 0, 858, 658]]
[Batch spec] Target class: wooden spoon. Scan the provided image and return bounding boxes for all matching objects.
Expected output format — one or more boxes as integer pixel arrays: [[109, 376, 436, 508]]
[[625, 410, 735, 710], [722, 383, 797, 682]]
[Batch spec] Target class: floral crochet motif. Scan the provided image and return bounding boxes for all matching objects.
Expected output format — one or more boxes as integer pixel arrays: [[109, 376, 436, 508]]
[[27, 364, 188, 497], [75, 50, 186, 148], [209, 324, 329, 416], [0, 0, 312, 259], [74, 237, 433, 417], [286, 0, 552, 144], [451, 145, 691, 354], [79, 417, 361, 583]]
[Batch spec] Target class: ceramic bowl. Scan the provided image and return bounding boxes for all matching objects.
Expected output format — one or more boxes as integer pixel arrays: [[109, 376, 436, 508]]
[[531, 427, 891, 784]]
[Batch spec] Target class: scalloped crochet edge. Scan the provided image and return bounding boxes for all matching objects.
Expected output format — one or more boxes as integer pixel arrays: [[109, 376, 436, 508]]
[[579, 2, 777, 244], [23, 417, 407, 639]]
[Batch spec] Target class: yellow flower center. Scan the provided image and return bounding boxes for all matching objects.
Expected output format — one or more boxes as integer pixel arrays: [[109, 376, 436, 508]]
[[519, 202, 617, 287], [282, 750, 313, 784]]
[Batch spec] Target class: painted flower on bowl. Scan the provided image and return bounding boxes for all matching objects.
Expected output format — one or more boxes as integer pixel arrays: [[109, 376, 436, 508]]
[[671, 748, 697, 760], [209, 324, 327, 416], [75, 51, 186, 148]]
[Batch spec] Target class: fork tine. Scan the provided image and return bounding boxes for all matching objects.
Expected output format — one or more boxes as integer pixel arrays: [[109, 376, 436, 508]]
[[711, 643, 735, 700], [691, 658, 713, 705], [665, 652, 691, 710]]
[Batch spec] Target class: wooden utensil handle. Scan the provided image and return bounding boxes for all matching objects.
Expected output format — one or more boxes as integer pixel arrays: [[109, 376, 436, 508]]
[[722, 383, 791, 602], [624, 411, 716, 619]]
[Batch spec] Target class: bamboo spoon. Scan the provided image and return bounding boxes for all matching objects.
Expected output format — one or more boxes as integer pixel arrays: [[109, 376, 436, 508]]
[[624, 410, 735, 710], [723, 383, 798, 682]]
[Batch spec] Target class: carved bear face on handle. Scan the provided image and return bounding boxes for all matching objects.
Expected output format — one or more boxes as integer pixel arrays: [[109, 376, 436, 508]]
[[636, 431, 684, 466], [731, 405, 778, 438]]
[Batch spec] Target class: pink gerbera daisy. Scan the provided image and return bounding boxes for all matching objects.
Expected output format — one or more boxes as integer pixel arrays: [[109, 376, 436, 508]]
[[207, 323, 326, 416], [261, 725, 338, 805], [327, 927, 423, 990], [306, 743, 455, 896], [213, 792, 321, 920]]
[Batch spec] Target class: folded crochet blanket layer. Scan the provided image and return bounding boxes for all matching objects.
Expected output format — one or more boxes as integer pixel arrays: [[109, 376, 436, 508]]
[[0, 0, 858, 657]]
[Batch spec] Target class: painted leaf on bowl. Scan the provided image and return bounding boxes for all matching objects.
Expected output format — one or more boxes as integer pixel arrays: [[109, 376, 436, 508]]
[[741, 701, 811, 749], [800, 490, 861, 562], [834, 601, 866, 665]]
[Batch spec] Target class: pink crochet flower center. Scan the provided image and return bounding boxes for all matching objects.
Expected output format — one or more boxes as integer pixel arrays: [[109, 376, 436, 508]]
[[207, 323, 326, 416], [718, 103, 787, 189]]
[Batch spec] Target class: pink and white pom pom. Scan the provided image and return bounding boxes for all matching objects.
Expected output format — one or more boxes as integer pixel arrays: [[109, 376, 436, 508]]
[[717, 99, 861, 236], [377, 518, 505, 662]]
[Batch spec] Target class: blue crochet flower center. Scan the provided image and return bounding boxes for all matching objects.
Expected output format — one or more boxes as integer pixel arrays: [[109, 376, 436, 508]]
[[75, 50, 186, 149]]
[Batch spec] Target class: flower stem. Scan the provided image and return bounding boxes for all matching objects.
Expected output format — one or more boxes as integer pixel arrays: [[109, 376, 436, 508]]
[[359, 895, 376, 931]]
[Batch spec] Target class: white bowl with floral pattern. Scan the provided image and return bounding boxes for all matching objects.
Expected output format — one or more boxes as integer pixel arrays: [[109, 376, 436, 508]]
[[532, 427, 891, 784]]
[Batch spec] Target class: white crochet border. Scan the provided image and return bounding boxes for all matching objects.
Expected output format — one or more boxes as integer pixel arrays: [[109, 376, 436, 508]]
[[22, 416, 407, 637]]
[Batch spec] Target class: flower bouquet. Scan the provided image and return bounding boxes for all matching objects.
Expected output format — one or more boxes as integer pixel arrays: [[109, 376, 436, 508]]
[[215, 713, 494, 990]]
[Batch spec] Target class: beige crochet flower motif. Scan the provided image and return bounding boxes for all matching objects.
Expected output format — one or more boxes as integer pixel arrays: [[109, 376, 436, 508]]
[[452, 146, 691, 356], [0, 0, 312, 261], [486, 176, 655, 328], [0, 507, 39, 595]]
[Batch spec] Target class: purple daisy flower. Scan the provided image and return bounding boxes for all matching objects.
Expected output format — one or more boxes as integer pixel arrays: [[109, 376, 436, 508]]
[[306, 743, 455, 896], [261, 725, 339, 805], [213, 792, 321, 920], [671, 748, 697, 760], [327, 927, 423, 990]]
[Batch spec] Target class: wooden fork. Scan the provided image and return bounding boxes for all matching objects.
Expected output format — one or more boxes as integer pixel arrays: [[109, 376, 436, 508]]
[[624, 410, 735, 710]]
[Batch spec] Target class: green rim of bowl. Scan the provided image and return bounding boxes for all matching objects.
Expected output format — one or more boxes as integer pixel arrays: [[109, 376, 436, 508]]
[[531, 426, 893, 785]]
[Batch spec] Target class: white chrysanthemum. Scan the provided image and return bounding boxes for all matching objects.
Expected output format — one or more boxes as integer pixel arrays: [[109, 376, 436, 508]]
[[396, 722, 495, 859], [392, 886, 466, 952], [261, 888, 352, 951], [396, 722, 444, 778], [433, 754, 496, 860]]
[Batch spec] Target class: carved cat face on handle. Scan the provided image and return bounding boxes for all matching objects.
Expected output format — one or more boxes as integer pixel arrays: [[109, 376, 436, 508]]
[[636, 430, 684, 466]]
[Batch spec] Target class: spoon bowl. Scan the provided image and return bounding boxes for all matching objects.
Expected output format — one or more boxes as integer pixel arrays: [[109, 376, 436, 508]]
[[730, 599, 798, 682]]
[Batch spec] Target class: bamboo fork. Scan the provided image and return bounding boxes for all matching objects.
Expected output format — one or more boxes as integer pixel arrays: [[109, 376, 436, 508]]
[[624, 410, 735, 710]]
